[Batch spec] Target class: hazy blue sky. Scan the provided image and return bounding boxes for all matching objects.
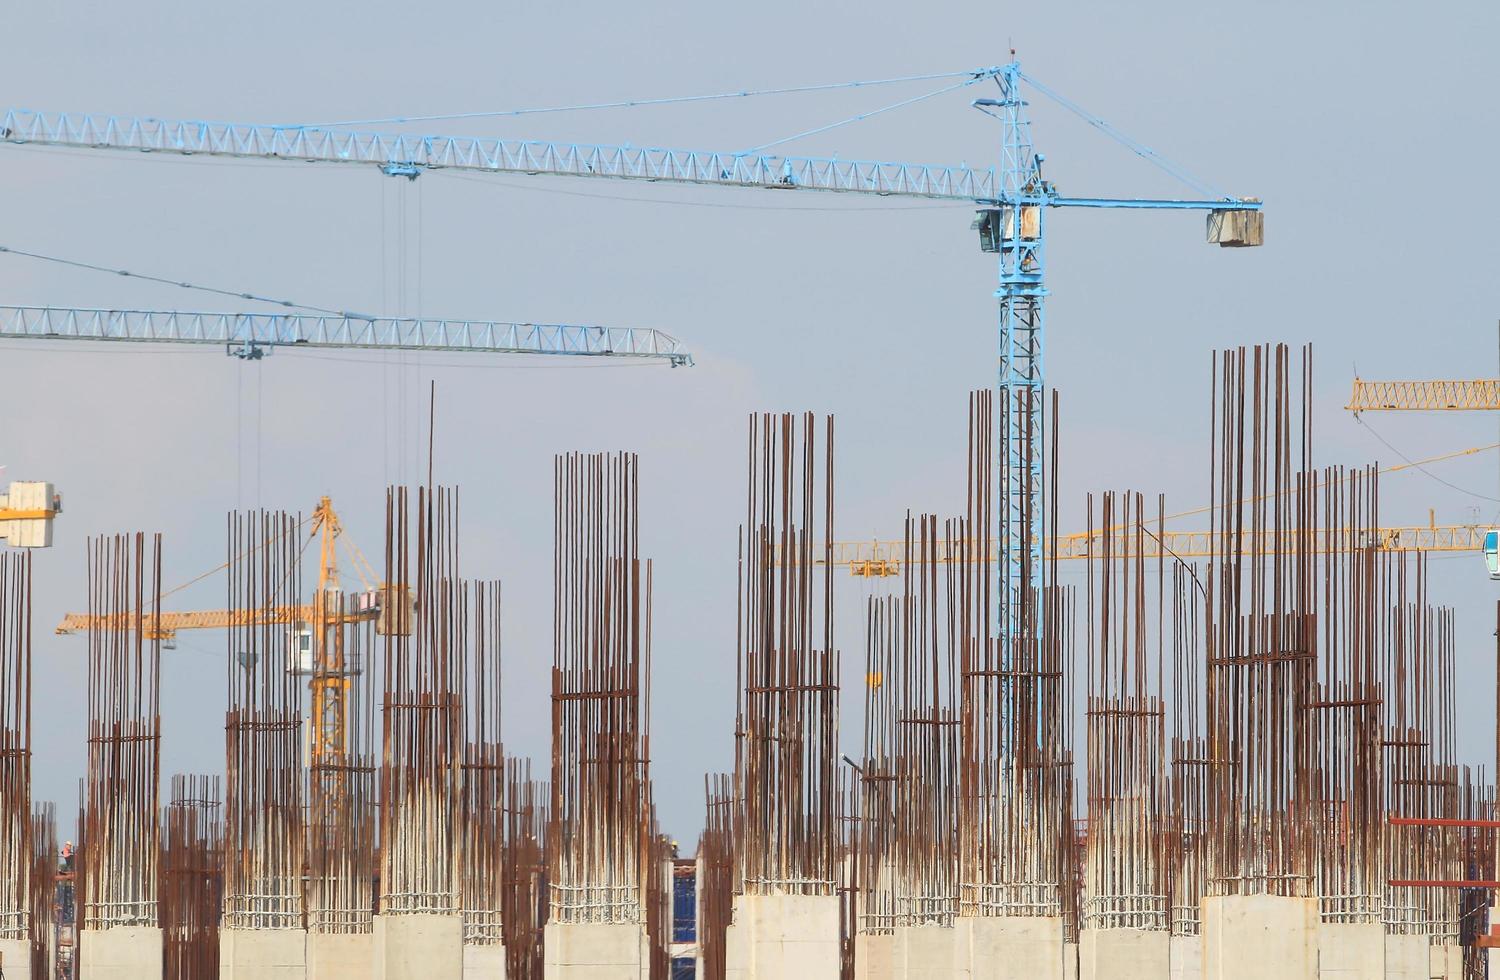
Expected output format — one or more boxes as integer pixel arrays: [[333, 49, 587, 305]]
[[4, 1, 1499, 844]]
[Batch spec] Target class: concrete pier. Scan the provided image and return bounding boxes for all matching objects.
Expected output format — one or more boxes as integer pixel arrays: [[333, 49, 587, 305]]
[[1200, 895, 1317, 980], [0, 940, 33, 979], [462, 942, 508, 978], [893, 924, 964, 980], [1169, 935, 1202, 980], [724, 893, 841, 980], [956, 916, 1065, 980], [306, 932, 373, 980], [542, 921, 647, 980], [374, 914, 463, 980], [1316, 922, 1382, 979], [853, 933, 894, 980], [79, 926, 164, 980], [1078, 928, 1168, 980], [1426, 943, 1460, 979], [1381, 934, 1427, 980], [220, 928, 307, 979]]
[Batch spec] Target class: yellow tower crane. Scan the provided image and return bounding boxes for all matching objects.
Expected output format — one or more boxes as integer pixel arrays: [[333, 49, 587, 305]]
[[56, 495, 406, 765]]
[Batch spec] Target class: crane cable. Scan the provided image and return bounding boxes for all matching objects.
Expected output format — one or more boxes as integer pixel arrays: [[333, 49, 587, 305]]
[[0, 243, 375, 320], [301, 68, 996, 129]]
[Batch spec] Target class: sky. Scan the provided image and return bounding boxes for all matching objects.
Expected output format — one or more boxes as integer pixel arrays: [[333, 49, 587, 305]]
[[3, 1, 1499, 846]]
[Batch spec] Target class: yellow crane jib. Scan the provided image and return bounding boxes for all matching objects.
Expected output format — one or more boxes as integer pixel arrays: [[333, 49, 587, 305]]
[[822, 524, 1489, 577], [1347, 379, 1500, 413]]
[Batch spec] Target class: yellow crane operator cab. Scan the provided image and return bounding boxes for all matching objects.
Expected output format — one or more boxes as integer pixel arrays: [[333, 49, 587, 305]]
[[1486, 529, 1500, 580]]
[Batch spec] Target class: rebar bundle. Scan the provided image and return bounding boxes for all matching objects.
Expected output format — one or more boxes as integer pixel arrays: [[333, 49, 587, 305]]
[[223, 511, 305, 930], [306, 593, 377, 935], [697, 775, 735, 980], [890, 515, 961, 928], [28, 803, 55, 979], [502, 760, 548, 980], [0, 553, 31, 943], [1383, 557, 1461, 940], [550, 452, 653, 924], [959, 389, 1071, 918], [856, 598, 899, 936], [1082, 492, 1167, 932], [1203, 345, 1316, 899], [1168, 564, 1210, 937], [734, 413, 839, 898], [462, 581, 505, 945], [644, 823, 672, 979], [381, 486, 466, 916], [1308, 467, 1385, 924], [82, 532, 162, 930], [162, 774, 223, 980]]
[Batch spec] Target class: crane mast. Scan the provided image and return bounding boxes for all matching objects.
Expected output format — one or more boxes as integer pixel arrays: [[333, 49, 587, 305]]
[[990, 63, 1047, 650]]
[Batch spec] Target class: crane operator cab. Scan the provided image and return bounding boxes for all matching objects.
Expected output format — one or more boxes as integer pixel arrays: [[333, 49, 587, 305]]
[[1486, 529, 1500, 580]]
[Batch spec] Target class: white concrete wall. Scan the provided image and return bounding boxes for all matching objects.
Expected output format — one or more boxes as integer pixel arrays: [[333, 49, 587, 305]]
[[1063, 941, 1077, 980], [1316, 921, 1382, 979], [374, 914, 463, 980], [221, 927, 307, 980], [854, 933, 894, 980], [722, 894, 840, 980], [956, 916, 1065, 980], [893, 924, 964, 980], [1078, 928, 1168, 980], [542, 921, 648, 980], [80, 926, 164, 980], [1170, 935, 1202, 980], [1425, 943, 1460, 980], [463, 942, 507, 978], [1200, 896, 1317, 980], [306, 932, 373, 980], [0, 939, 33, 979], [1382, 934, 1427, 980]]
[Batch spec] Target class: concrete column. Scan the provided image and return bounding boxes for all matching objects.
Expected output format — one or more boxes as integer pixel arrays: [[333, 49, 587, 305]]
[[220, 927, 307, 979], [0, 939, 33, 979], [892, 924, 964, 980], [1315, 921, 1383, 979], [720, 894, 840, 980], [1078, 928, 1168, 980], [306, 932, 373, 980], [1063, 941, 1077, 980], [1199, 895, 1317, 980], [1381, 934, 1427, 980], [853, 932, 894, 980], [374, 914, 463, 980], [1169, 935, 1202, 980], [1425, 943, 1460, 980], [462, 942, 508, 978], [955, 916, 1065, 980], [542, 921, 648, 980], [724, 917, 746, 980], [79, 925, 164, 980]]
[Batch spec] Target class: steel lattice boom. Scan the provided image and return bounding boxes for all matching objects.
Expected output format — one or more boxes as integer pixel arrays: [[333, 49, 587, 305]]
[[1348, 379, 1500, 413], [0, 306, 692, 364]]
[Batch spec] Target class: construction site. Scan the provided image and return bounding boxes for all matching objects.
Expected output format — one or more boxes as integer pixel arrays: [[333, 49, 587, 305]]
[[4, 7, 1500, 980]]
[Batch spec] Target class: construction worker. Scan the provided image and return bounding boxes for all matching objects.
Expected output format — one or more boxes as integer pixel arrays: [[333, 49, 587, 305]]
[[60, 840, 74, 872]]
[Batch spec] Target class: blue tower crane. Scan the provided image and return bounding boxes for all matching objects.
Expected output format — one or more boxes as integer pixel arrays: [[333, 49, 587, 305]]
[[1, 60, 1261, 650]]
